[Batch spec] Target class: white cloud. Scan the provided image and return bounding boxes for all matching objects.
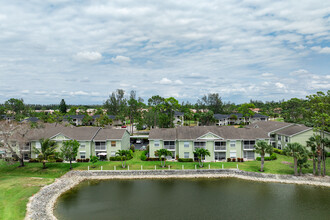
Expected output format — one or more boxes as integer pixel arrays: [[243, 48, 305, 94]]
[[70, 91, 89, 96], [75, 51, 102, 62], [174, 80, 183, 85], [275, 82, 285, 89], [35, 91, 47, 95], [261, 73, 274, 77], [311, 46, 330, 54], [111, 55, 131, 63], [21, 90, 29, 94], [158, 78, 172, 85]]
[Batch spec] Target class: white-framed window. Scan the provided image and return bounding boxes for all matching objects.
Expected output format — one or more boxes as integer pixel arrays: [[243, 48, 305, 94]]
[[23, 153, 30, 160], [95, 142, 106, 150], [111, 151, 116, 157], [80, 152, 86, 159], [230, 140, 236, 148], [80, 144, 85, 149], [184, 152, 189, 158], [244, 151, 254, 159], [285, 137, 289, 142], [214, 141, 226, 150], [278, 135, 281, 141], [278, 143, 282, 149], [154, 140, 160, 147], [230, 151, 236, 158], [184, 142, 190, 148], [36, 142, 41, 149], [194, 142, 206, 149], [111, 141, 116, 147]]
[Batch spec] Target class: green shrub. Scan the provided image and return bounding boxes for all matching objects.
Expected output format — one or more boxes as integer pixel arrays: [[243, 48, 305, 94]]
[[140, 151, 148, 161], [256, 154, 277, 161], [56, 158, 64, 162], [270, 153, 277, 160], [130, 144, 135, 152], [273, 148, 284, 155], [227, 158, 231, 162], [178, 158, 194, 162], [29, 158, 39, 163], [327, 152, 330, 157], [110, 154, 133, 161], [146, 157, 160, 161]]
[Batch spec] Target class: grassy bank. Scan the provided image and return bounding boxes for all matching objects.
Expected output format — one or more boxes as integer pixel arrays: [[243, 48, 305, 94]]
[[0, 152, 329, 220]]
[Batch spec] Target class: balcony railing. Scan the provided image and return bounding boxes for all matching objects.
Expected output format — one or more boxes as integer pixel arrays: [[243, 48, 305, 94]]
[[22, 147, 30, 151], [243, 145, 255, 150], [215, 146, 226, 151], [164, 145, 175, 150]]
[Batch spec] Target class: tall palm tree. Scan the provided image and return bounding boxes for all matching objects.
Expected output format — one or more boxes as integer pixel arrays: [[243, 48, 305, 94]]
[[155, 149, 172, 167], [306, 135, 318, 175], [254, 140, 273, 172], [116, 150, 130, 168], [283, 142, 304, 176], [193, 148, 211, 168], [33, 138, 57, 169]]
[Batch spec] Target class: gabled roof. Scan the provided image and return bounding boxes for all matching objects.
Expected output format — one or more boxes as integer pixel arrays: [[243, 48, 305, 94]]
[[275, 124, 311, 136], [93, 128, 127, 141], [246, 121, 292, 133], [149, 126, 269, 140]]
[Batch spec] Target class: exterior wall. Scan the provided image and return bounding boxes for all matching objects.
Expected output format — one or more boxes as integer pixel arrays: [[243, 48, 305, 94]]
[[77, 141, 91, 159], [177, 140, 194, 159], [291, 130, 330, 148], [121, 131, 131, 150], [106, 140, 121, 158], [149, 140, 164, 158]]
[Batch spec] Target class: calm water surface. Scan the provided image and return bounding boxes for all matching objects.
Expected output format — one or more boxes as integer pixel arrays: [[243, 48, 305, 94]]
[[54, 178, 330, 220]]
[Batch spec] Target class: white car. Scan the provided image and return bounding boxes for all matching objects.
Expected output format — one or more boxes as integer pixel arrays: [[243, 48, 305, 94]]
[[136, 140, 142, 144]]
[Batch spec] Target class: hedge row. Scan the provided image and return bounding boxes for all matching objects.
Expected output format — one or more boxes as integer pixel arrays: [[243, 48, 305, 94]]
[[256, 153, 277, 161], [178, 158, 194, 162]]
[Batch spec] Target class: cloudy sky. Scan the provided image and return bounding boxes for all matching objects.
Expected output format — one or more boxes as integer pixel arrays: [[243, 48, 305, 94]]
[[0, 0, 329, 105]]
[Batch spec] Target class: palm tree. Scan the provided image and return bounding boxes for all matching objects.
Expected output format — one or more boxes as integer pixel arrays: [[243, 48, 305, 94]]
[[254, 140, 273, 172], [283, 142, 304, 176], [155, 149, 172, 167], [296, 147, 310, 176], [193, 148, 211, 168], [306, 135, 318, 175], [116, 150, 130, 168], [33, 138, 57, 169]]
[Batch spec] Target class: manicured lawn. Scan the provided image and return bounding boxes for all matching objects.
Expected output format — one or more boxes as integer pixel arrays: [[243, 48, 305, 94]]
[[0, 152, 329, 220]]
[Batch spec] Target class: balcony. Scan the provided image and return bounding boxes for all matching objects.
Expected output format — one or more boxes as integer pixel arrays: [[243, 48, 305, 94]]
[[215, 146, 226, 151], [164, 145, 175, 150], [243, 145, 255, 150]]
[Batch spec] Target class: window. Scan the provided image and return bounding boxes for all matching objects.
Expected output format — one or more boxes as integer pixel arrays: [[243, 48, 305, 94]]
[[23, 153, 30, 160], [95, 142, 106, 150], [36, 142, 41, 149], [194, 142, 206, 149], [230, 151, 236, 158], [278, 135, 281, 141], [23, 143, 30, 151], [230, 140, 236, 148], [285, 137, 289, 142], [111, 151, 116, 157], [154, 140, 160, 147], [111, 141, 116, 147], [215, 141, 226, 150], [184, 142, 189, 148], [80, 144, 85, 149], [164, 141, 175, 149], [243, 140, 255, 150], [278, 143, 282, 150], [244, 151, 255, 159], [80, 152, 86, 159], [184, 152, 189, 158], [215, 152, 226, 160]]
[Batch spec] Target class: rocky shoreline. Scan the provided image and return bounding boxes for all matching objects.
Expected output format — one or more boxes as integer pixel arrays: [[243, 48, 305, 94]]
[[25, 169, 330, 220]]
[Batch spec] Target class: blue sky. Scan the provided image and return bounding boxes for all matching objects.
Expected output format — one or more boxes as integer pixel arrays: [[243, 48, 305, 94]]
[[0, 0, 329, 105]]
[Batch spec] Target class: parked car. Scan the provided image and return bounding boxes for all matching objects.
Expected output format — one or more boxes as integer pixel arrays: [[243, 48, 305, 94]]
[[121, 125, 127, 128], [136, 139, 142, 144], [140, 145, 146, 150]]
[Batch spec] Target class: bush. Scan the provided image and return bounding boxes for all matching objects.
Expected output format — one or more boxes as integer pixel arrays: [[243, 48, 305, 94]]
[[140, 151, 148, 161], [109, 155, 133, 161], [178, 158, 194, 162], [327, 152, 330, 157], [232, 158, 236, 162], [227, 158, 231, 162], [56, 158, 64, 162], [146, 157, 160, 161], [273, 148, 284, 155], [29, 158, 39, 163], [237, 158, 244, 162], [270, 153, 277, 160], [130, 144, 135, 152]]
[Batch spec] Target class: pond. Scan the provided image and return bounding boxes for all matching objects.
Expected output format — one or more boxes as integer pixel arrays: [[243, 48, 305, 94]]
[[54, 178, 330, 220]]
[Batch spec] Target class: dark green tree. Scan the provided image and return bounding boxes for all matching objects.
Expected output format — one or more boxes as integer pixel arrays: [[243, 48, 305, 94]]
[[238, 103, 255, 124], [33, 138, 58, 169], [60, 140, 80, 169], [254, 140, 273, 172], [193, 148, 211, 168], [59, 99, 67, 114], [155, 148, 172, 168]]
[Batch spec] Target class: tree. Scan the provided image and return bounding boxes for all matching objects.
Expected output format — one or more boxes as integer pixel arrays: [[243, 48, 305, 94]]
[[238, 103, 255, 124], [199, 111, 216, 126], [296, 147, 310, 176], [95, 114, 113, 127], [306, 135, 319, 175], [155, 149, 172, 168], [281, 98, 307, 123], [193, 148, 211, 168], [60, 140, 80, 170], [104, 89, 127, 118], [116, 150, 131, 168], [127, 90, 143, 134], [0, 120, 42, 167], [90, 156, 99, 168], [4, 98, 26, 121], [59, 99, 67, 114], [283, 143, 306, 176], [33, 138, 57, 169], [82, 114, 94, 126], [197, 93, 223, 114], [148, 95, 165, 128], [307, 91, 330, 176], [254, 140, 273, 172]]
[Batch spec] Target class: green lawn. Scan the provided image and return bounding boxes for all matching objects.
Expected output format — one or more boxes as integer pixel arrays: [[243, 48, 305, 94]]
[[0, 152, 329, 220]]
